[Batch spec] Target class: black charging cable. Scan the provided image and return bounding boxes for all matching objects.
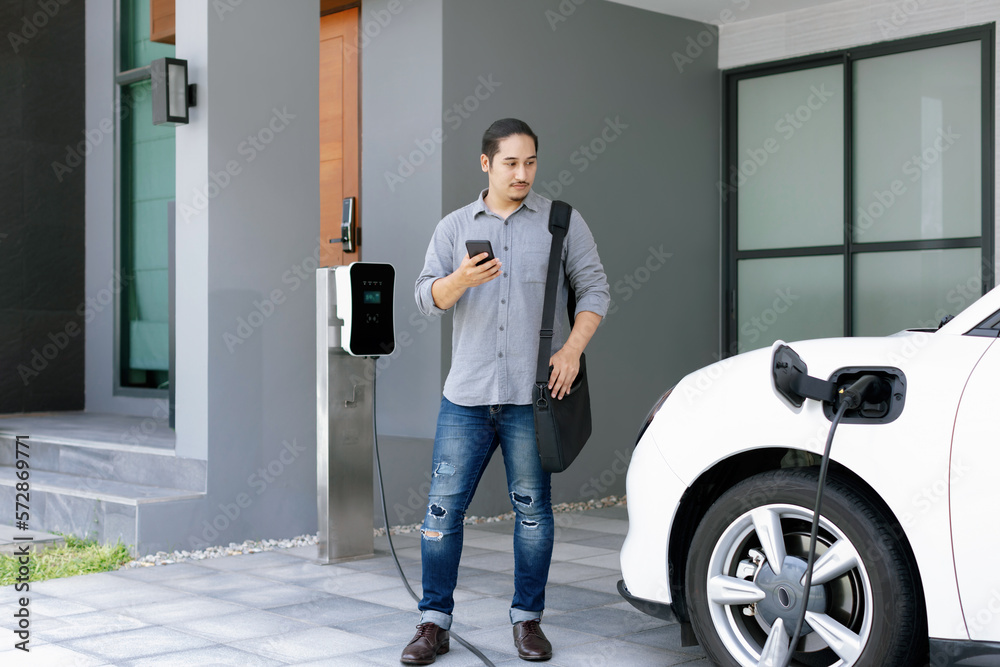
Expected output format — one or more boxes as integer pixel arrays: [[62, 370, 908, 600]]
[[371, 368, 497, 667], [778, 375, 880, 667]]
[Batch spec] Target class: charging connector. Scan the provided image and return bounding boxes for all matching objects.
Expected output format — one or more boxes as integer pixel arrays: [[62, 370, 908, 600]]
[[778, 372, 881, 667]]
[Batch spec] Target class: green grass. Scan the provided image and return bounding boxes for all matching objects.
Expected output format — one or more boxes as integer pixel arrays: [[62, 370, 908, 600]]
[[0, 534, 133, 585]]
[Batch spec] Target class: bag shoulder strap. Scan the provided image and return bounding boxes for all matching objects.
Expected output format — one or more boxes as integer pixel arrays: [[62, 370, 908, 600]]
[[536, 201, 572, 385]]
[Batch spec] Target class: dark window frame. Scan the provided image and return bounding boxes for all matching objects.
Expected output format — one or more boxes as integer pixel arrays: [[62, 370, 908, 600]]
[[113, 0, 170, 397], [722, 24, 996, 356]]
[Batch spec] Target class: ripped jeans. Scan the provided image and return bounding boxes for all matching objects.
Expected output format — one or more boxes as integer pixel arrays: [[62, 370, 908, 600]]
[[418, 397, 554, 629]]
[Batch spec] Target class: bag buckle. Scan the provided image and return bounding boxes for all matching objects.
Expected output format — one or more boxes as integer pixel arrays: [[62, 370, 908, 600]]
[[539, 329, 554, 339], [535, 383, 549, 409]]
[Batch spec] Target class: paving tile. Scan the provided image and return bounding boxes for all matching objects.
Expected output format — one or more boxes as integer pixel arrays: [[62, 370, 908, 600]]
[[228, 626, 389, 662], [294, 571, 406, 597], [446, 595, 515, 629], [61, 581, 191, 611], [0, 592, 95, 618], [200, 581, 329, 609], [550, 542, 613, 562], [291, 656, 381, 666], [542, 584, 624, 612], [460, 532, 514, 551], [327, 554, 397, 572], [566, 531, 626, 551], [30, 571, 132, 597], [567, 551, 622, 570], [575, 507, 628, 520], [333, 610, 437, 643], [0, 507, 707, 665], [61, 625, 214, 661], [459, 550, 514, 572], [112, 596, 251, 625], [389, 545, 422, 561], [461, 527, 507, 542], [552, 525, 616, 542], [546, 561, 616, 585], [544, 637, 695, 666], [543, 606, 669, 638], [569, 573, 626, 596], [193, 550, 306, 571], [0, 641, 109, 666], [33, 610, 149, 642], [622, 624, 705, 656], [109, 562, 217, 582], [556, 516, 629, 535], [252, 560, 356, 584], [456, 568, 514, 597], [345, 582, 426, 611], [268, 595, 400, 625], [156, 571, 275, 594], [120, 644, 284, 666], [167, 608, 316, 642], [463, 521, 515, 535]]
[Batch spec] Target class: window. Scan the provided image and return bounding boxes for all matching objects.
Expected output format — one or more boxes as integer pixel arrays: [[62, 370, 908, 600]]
[[115, 0, 175, 391], [724, 26, 994, 355]]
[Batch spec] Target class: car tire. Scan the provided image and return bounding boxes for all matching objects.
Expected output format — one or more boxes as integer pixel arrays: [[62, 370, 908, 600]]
[[685, 468, 925, 667]]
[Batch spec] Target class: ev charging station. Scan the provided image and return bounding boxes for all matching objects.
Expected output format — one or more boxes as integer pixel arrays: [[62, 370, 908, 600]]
[[315, 262, 395, 563]]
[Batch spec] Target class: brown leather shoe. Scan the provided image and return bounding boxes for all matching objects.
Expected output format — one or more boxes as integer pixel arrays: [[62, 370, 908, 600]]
[[401, 622, 449, 665], [513, 619, 552, 661]]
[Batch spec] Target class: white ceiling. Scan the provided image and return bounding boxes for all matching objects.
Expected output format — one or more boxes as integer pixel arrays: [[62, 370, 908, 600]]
[[604, 0, 845, 25]]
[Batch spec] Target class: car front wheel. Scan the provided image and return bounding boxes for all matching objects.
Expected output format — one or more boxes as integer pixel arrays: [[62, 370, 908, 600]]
[[685, 468, 925, 667]]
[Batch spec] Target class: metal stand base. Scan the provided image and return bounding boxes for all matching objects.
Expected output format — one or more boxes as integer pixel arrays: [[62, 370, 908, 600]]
[[316, 268, 375, 564]]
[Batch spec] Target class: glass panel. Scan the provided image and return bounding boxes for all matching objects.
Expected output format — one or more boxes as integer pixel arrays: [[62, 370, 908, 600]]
[[737, 65, 844, 250], [737, 255, 844, 353], [118, 0, 176, 389], [853, 41, 981, 243], [854, 248, 982, 336]]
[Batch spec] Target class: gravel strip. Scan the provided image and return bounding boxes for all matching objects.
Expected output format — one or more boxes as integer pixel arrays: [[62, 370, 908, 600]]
[[121, 494, 626, 568]]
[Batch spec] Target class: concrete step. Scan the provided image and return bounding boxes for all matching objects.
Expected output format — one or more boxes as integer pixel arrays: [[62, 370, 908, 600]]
[[0, 524, 65, 555], [0, 468, 206, 551], [0, 414, 207, 553], [0, 413, 205, 493]]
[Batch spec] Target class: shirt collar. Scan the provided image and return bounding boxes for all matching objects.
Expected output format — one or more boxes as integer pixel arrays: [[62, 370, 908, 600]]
[[473, 188, 543, 218]]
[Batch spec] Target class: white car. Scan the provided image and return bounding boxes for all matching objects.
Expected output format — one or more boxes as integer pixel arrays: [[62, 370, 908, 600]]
[[619, 285, 1000, 667]]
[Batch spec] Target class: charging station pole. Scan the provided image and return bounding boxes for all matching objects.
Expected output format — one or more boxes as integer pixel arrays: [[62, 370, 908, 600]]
[[316, 267, 375, 563]]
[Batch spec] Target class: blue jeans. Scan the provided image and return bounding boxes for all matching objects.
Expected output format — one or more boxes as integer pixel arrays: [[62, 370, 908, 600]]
[[418, 397, 554, 630]]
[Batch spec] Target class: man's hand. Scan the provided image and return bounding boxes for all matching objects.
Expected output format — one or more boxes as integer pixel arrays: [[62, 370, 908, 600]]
[[455, 252, 502, 288], [430, 253, 502, 310], [548, 344, 582, 400], [547, 311, 602, 399]]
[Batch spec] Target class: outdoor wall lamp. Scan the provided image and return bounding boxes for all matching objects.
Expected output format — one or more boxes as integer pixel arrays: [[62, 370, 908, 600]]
[[151, 57, 197, 126]]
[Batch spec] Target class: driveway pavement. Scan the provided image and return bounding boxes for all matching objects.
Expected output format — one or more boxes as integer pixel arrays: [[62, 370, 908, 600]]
[[0, 506, 709, 666]]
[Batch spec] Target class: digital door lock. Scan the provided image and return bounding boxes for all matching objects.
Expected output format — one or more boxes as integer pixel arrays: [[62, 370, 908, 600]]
[[336, 197, 358, 253]]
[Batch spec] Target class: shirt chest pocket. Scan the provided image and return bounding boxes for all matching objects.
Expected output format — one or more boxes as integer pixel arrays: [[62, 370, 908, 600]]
[[520, 250, 551, 284]]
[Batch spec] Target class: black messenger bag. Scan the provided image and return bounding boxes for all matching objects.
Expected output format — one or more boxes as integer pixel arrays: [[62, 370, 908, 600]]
[[533, 200, 592, 473]]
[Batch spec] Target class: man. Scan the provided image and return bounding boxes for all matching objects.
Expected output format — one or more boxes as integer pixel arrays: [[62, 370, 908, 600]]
[[403, 118, 609, 664]]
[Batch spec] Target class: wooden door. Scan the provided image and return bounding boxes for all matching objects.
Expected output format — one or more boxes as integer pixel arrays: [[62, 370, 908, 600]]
[[320, 8, 360, 267]]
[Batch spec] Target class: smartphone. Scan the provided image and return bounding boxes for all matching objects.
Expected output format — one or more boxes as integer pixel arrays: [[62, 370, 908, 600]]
[[465, 240, 495, 266]]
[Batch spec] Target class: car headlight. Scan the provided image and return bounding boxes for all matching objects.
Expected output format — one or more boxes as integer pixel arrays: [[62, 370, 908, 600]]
[[635, 385, 674, 445]]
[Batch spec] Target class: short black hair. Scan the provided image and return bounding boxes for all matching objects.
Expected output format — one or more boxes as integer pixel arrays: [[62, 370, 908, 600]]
[[481, 118, 538, 165]]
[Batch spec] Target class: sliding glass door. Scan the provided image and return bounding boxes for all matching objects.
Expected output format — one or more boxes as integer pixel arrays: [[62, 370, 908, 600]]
[[725, 26, 994, 355]]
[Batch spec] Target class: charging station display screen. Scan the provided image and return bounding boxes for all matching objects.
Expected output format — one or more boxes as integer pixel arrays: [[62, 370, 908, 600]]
[[363, 290, 381, 304]]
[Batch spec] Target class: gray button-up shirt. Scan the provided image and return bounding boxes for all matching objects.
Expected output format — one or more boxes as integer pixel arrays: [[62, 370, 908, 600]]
[[415, 189, 610, 406]]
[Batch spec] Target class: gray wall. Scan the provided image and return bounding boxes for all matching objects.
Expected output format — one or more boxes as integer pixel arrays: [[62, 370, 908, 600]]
[[161, 0, 323, 550], [1, 0, 85, 414], [438, 0, 722, 510], [365, 0, 722, 522]]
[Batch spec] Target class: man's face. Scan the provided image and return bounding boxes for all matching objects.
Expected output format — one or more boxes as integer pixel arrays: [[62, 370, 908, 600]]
[[481, 133, 537, 203]]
